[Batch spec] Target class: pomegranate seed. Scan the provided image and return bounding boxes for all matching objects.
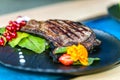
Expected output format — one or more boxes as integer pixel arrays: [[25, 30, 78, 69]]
[[16, 23, 20, 28], [16, 24, 21, 31], [16, 27, 20, 31], [3, 32, 7, 37], [6, 25, 12, 31], [6, 35, 12, 41], [20, 21, 26, 26], [10, 32, 17, 38], [9, 21, 13, 24], [11, 26, 17, 31], [3, 30, 11, 37], [0, 37, 4, 46], [10, 21, 17, 25], [13, 21, 18, 26]]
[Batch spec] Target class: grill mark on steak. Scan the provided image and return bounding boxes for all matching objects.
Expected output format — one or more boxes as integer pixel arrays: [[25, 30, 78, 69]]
[[46, 21, 63, 35], [60, 20, 93, 43], [46, 21, 72, 46], [43, 22, 63, 46], [63, 20, 85, 35], [47, 20, 74, 39], [81, 26, 90, 31], [72, 22, 89, 33], [57, 20, 79, 39], [56, 20, 80, 38], [49, 26, 59, 34]]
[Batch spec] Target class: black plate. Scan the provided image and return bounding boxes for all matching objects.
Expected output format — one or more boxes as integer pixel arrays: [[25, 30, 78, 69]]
[[0, 29, 120, 75]]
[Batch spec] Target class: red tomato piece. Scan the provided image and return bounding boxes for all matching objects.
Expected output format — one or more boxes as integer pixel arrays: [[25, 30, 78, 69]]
[[59, 54, 73, 66]]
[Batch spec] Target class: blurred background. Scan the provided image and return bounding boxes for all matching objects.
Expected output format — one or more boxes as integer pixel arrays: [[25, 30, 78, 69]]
[[0, 0, 68, 15], [0, 0, 118, 26]]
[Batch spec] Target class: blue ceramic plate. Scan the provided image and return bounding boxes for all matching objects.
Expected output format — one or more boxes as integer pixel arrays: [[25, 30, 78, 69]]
[[0, 29, 120, 75]]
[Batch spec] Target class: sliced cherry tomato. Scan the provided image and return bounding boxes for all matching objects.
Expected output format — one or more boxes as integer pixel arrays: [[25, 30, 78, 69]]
[[59, 54, 73, 66]]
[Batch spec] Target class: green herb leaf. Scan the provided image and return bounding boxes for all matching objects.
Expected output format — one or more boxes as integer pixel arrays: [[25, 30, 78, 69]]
[[73, 57, 100, 66], [88, 58, 100, 66], [0, 27, 5, 34], [18, 35, 46, 54], [54, 47, 67, 54], [45, 42, 50, 49], [8, 32, 29, 47], [73, 61, 82, 65]]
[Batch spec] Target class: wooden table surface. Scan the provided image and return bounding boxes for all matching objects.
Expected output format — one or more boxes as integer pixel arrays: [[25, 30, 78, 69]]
[[0, 0, 119, 80]]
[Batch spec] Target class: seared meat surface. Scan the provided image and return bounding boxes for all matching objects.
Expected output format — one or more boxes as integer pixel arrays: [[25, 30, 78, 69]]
[[20, 19, 101, 50]]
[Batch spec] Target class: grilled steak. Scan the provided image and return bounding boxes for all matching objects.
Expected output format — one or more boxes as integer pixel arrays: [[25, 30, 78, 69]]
[[21, 19, 101, 50], [20, 19, 101, 62]]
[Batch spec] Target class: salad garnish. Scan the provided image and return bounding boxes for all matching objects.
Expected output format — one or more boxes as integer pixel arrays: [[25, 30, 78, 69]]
[[55, 44, 100, 66]]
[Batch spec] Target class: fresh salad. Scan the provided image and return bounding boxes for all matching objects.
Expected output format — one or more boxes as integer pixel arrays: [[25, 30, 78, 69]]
[[0, 16, 100, 66]]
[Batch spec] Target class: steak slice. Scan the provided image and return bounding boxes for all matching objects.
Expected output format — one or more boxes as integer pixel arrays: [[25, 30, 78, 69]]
[[20, 19, 101, 51]]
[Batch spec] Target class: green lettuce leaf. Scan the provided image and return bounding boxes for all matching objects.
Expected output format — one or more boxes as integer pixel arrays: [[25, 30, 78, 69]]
[[0, 27, 5, 34], [8, 32, 29, 47], [18, 35, 46, 54]]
